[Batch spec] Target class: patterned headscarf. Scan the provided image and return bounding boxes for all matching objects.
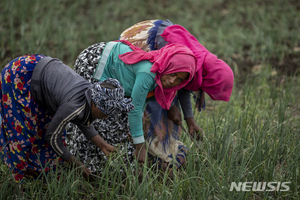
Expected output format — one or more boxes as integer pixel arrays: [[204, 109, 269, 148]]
[[91, 78, 135, 115]]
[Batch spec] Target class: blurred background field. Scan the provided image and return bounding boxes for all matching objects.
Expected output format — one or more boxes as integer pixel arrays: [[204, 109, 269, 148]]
[[0, 0, 300, 199]]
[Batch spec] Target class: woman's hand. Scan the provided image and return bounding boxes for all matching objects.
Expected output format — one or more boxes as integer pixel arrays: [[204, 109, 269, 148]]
[[68, 155, 91, 178], [101, 143, 116, 156], [90, 134, 117, 156], [134, 143, 146, 166], [185, 117, 203, 141], [167, 104, 182, 126]]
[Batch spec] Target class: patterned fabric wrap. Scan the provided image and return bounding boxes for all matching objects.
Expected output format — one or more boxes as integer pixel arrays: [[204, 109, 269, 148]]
[[66, 43, 136, 173], [119, 19, 163, 51], [0, 55, 65, 184], [91, 78, 135, 115], [144, 97, 188, 168]]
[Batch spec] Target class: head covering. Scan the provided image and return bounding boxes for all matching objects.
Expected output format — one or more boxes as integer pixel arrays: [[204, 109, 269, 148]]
[[160, 25, 234, 101], [118, 40, 196, 109], [91, 78, 135, 115]]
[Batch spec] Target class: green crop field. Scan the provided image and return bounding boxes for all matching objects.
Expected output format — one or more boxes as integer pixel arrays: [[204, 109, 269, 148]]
[[0, 0, 300, 199]]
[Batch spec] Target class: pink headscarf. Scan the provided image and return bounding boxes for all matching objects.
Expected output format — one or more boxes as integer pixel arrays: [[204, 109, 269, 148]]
[[160, 25, 234, 101], [119, 40, 196, 109]]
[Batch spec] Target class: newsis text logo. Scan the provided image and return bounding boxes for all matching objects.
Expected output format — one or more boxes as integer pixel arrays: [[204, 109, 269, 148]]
[[229, 182, 291, 192]]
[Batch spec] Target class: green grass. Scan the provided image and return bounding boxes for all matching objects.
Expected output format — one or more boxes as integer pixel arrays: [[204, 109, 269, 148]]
[[1, 0, 300, 199]]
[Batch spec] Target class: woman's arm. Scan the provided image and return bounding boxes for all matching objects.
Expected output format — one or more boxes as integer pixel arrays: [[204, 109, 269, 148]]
[[129, 72, 156, 163], [177, 88, 203, 140], [128, 73, 155, 143], [177, 88, 194, 119], [44, 103, 86, 162], [167, 88, 193, 126], [44, 102, 103, 177], [78, 125, 116, 155]]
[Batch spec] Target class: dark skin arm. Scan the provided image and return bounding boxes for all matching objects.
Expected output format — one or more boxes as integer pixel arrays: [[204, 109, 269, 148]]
[[90, 134, 116, 156], [134, 143, 147, 165], [167, 105, 203, 141], [185, 91, 205, 141], [68, 155, 91, 177], [90, 102, 116, 154], [69, 102, 117, 177], [167, 104, 182, 126], [67, 135, 116, 178], [185, 117, 203, 141]]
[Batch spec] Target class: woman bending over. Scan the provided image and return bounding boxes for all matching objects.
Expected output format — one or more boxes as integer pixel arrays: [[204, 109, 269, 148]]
[[0, 54, 134, 184]]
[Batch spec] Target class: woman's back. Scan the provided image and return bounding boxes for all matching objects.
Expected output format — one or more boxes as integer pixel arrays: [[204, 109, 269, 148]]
[[99, 42, 156, 97]]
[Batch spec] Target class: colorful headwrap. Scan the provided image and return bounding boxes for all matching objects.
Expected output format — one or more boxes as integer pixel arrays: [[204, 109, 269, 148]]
[[118, 40, 196, 110], [160, 25, 234, 102], [91, 78, 135, 115]]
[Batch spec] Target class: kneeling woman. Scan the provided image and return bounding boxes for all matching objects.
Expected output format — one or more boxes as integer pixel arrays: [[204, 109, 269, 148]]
[[0, 54, 134, 184], [67, 40, 196, 173]]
